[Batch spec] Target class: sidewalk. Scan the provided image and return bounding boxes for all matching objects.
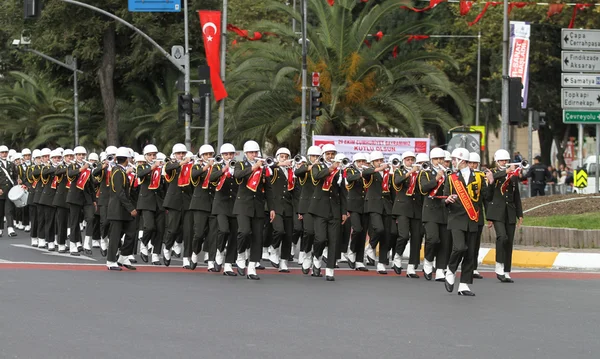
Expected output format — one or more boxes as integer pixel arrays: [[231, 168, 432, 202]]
[[477, 245, 600, 270]]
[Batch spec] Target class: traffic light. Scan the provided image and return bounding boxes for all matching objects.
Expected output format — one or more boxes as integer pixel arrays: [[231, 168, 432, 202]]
[[192, 97, 204, 119], [178, 93, 192, 123], [310, 88, 322, 123], [508, 77, 524, 125], [24, 0, 42, 19]]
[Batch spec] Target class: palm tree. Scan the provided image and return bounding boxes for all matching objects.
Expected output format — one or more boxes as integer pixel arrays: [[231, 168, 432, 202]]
[[225, 0, 472, 152]]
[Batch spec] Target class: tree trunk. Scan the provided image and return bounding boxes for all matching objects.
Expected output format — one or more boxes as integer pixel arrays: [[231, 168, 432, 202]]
[[97, 24, 119, 146]]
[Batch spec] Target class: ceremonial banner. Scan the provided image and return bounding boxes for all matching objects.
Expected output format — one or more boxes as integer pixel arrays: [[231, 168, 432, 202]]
[[509, 21, 531, 109], [313, 135, 430, 158]]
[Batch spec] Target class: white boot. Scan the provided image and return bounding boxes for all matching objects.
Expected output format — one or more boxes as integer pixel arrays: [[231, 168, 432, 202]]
[[279, 259, 289, 272], [92, 240, 100, 248], [365, 245, 376, 261], [302, 255, 313, 270], [345, 250, 356, 263], [183, 257, 191, 268], [268, 246, 280, 266], [140, 242, 149, 256], [172, 242, 182, 256], [393, 253, 402, 268], [236, 252, 246, 270], [69, 242, 79, 255], [207, 261, 215, 271], [407, 264, 417, 275], [224, 263, 234, 273], [261, 247, 269, 260], [423, 259, 433, 275], [152, 253, 160, 264], [48, 242, 56, 251], [100, 237, 108, 251], [505, 272, 512, 279], [191, 252, 198, 264], [58, 244, 66, 253], [495, 262, 505, 276], [458, 283, 471, 293], [325, 268, 335, 279], [38, 238, 47, 248], [435, 268, 445, 281], [298, 251, 306, 265], [24, 225, 31, 232], [376, 262, 387, 274], [445, 267, 455, 286], [215, 249, 224, 265], [31, 237, 38, 247], [138, 230, 143, 239], [7, 227, 16, 237], [247, 261, 258, 278], [83, 236, 92, 251], [203, 252, 209, 263]]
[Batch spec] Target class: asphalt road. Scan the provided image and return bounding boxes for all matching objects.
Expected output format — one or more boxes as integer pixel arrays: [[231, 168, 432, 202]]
[[1, 231, 599, 359]]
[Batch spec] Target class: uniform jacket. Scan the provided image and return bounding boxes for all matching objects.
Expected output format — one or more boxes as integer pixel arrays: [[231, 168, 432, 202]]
[[486, 168, 523, 224], [308, 164, 342, 219], [392, 168, 423, 218], [232, 159, 274, 217], [362, 167, 393, 215], [443, 168, 479, 232], [107, 165, 135, 221]]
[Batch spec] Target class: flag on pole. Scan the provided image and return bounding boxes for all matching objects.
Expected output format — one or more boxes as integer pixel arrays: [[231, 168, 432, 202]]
[[198, 10, 228, 101]]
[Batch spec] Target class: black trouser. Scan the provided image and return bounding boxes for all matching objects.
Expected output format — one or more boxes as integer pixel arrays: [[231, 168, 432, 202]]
[[216, 214, 238, 264], [292, 212, 303, 246], [338, 218, 351, 260], [99, 204, 110, 238], [37, 204, 46, 240], [474, 224, 484, 271], [191, 210, 210, 258], [30, 204, 38, 238], [369, 212, 392, 265], [206, 215, 218, 260], [141, 209, 165, 255], [93, 212, 101, 241], [0, 198, 15, 230], [164, 209, 193, 252], [69, 203, 94, 243], [349, 212, 368, 263], [262, 214, 273, 249], [22, 205, 30, 226], [271, 214, 294, 261], [448, 229, 477, 284], [56, 207, 69, 245], [423, 221, 452, 270], [313, 215, 340, 270], [300, 213, 315, 254], [107, 219, 137, 263], [531, 183, 545, 197], [43, 205, 56, 244], [237, 214, 264, 262], [15, 206, 22, 223], [396, 215, 422, 265], [493, 220, 516, 272]]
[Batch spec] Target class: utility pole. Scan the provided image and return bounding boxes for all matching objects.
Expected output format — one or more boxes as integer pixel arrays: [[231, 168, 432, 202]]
[[217, 0, 228, 150], [475, 31, 481, 126], [300, 0, 308, 155], [183, 0, 192, 150], [501, 0, 510, 150]]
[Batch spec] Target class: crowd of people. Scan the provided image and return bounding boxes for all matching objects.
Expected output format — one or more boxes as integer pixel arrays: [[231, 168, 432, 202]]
[[0, 142, 525, 297]]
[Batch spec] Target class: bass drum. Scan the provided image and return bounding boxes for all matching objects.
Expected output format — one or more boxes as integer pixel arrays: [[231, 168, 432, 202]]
[[8, 185, 29, 208]]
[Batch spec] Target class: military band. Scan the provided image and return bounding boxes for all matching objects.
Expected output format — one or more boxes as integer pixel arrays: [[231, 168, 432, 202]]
[[0, 141, 525, 295]]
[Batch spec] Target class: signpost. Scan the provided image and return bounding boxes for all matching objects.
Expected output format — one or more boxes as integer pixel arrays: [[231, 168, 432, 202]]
[[561, 89, 600, 109], [562, 51, 600, 72], [128, 0, 181, 12], [311, 72, 320, 87], [562, 29, 600, 51], [563, 110, 600, 123], [562, 74, 600, 88]]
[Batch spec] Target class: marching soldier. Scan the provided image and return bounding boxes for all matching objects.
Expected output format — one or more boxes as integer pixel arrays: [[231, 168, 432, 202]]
[[418, 148, 451, 281], [362, 151, 393, 275], [468, 152, 488, 279], [443, 148, 482, 296], [33, 148, 51, 247], [39, 150, 62, 251], [291, 156, 305, 265], [27, 150, 42, 246], [343, 153, 369, 271], [106, 147, 138, 271], [93, 146, 118, 256], [392, 151, 423, 278], [233, 140, 274, 280], [66, 146, 96, 256], [0, 145, 18, 237], [13, 153, 26, 230], [20, 148, 32, 232], [487, 149, 524, 283], [52, 149, 73, 253]]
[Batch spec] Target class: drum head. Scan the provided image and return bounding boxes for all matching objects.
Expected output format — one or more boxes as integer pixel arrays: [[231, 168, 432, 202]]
[[8, 186, 24, 201]]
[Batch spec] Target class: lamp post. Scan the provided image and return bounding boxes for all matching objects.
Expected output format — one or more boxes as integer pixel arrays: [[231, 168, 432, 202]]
[[480, 98, 493, 164]]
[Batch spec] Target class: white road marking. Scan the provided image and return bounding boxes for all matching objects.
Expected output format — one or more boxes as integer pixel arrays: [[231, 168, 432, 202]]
[[10, 244, 97, 261]]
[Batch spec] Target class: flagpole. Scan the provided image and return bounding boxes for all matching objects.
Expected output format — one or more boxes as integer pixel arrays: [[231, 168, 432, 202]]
[[218, 0, 228, 150], [184, 0, 192, 150], [300, 0, 308, 156]]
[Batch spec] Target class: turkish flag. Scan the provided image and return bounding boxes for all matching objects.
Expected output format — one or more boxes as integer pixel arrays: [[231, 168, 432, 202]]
[[198, 10, 228, 101]]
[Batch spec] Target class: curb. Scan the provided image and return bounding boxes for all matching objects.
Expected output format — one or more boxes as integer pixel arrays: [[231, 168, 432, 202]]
[[477, 248, 600, 270]]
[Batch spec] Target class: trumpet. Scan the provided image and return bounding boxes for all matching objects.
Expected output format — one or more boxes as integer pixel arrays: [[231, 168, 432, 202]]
[[228, 159, 237, 167], [255, 157, 275, 167], [445, 168, 454, 176], [214, 155, 223, 164], [340, 157, 351, 167], [83, 160, 98, 169], [399, 164, 406, 172], [293, 154, 303, 164], [106, 154, 114, 162], [318, 156, 326, 164], [390, 158, 401, 167], [420, 161, 432, 171], [506, 160, 529, 169]]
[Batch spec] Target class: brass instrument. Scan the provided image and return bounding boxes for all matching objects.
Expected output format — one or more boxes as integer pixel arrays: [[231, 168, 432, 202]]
[[293, 154, 303, 164], [106, 154, 114, 162], [340, 157, 351, 167], [507, 160, 529, 169], [214, 154, 224, 164], [421, 161, 432, 171], [83, 160, 98, 169], [390, 158, 401, 167]]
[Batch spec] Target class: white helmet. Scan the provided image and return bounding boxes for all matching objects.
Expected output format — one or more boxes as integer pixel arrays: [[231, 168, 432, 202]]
[[41, 148, 52, 157], [135, 154, 146, 163], [63, 149, 74, 156], [50, 149, 62, 158], [73, 146, 87, 154], [88, 153, 99, 161], [105, 146, 118, 155], [157, 152, 167, 161], [401, 151, 416, 161], [469, 152, 481, 163], [243, 140, 260, 153], [416, 153, 430, 163], [22, 148, 31, 155], [494, 149, 511, 162], [143, 144, 158, 155], [55, 147, 64, 155], [297, 156, 307, 163], [0, 145, 8, 152], [352, 153, 367, 162], [199, 144, 215, 156], [370, 151, 384, 162], [116, 147, 131, 158], [364, 153, 370, 163], [8, 149, 16, 156], [430, 148, 445, 159], [220, 143, 235, 154], [389, 154, 402, 164], [32, 149, 42, 158], [451, 148, 470, 161], [444, 150, 452, 161], [276, 147, 291, 157], [321, 144, 337, 153], [172, 143, 187, 154], [14, 153, 23, 160], [334, 153, 347, 162], [307, 145, 322, 156]]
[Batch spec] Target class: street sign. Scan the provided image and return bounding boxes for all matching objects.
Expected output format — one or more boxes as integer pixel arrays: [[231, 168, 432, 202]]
[[128, 0, 181, 12], [574, 169, 588, 188], [562, 51, 600, 72], [311, 72, 320, 87], [563, 110, 600, 123], [561, 89, 600, 109], [562, 29, 600, 51], [171, 46, 185, 67], [562, 74, 600, 88]]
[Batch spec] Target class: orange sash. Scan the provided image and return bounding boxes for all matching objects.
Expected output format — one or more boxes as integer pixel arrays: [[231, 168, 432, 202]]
[[450, 173, 479, 222], [322, 168, 339, 191], [178, 163, 193, 187], [76, 169, 91, 190], [148, 168, 162, 190], [429, 171, 445, 197], [406, 172, 418, 196], [381, 168, 390, 193], [247, 167, 262, 192], [501, 167, 521, 194], [201, 164, 213, 189], [287, 168, 294, 191]]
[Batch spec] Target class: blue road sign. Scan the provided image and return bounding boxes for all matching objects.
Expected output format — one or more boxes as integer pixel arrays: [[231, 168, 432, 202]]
[[128, 0, 181, 12]]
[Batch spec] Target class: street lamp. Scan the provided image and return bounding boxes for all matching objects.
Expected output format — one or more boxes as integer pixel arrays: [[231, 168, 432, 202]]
[[13, 39, 83, 146]]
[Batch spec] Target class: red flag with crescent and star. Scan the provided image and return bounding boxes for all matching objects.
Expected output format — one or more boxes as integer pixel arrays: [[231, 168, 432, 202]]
[[198, 10, 228, 101]]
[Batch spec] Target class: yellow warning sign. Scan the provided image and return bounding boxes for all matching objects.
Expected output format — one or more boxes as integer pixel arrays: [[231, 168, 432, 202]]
[[574, 169, 588, 188]]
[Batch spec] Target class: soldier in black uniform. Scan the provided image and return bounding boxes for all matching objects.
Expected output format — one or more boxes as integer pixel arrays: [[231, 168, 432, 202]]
[[189, 144, 217, 271], [39, 150, 62, 251], [0, 145, 18, 237], [294, 145, 322, 274], [526, 155, 551, 197], [162, 143, 194, 267], [66, 146, 96, 255], [33, 149, 51, 247], [343, 153, 369, 271], [468, 152, 489, 279], [392, 151, 423, 277], [291, 157, 304, 265], [267, 147, 295, 272], [487, 149, 524, 283], [26, 150, 42, 246], [233, 140, 274, 280], [52, 149, 73, 253], [13, 153, 26, 231], [93, 147, 117, 256], [210, 143, 239, 276], [443, 148, 481, 296], [418, 147, 451, 281], [106, 147, 138, 271], [20, 148, 32, 232]]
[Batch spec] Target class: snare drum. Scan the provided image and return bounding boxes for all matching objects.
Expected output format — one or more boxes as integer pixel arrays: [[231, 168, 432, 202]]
[[8, 185, 28, 208]]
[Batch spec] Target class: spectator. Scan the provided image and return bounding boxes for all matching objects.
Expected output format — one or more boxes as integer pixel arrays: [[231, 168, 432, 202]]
[[514, 151, 523, 162], [527, 155, 552, 196]]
